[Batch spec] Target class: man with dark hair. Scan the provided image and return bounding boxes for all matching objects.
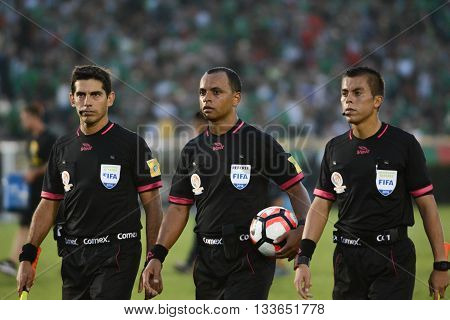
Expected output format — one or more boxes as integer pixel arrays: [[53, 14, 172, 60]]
[[0, 103, 56, 276], [16, 65, 163, 299], [205, 67, 242, 92], [70, 65, 112, 95], [294, 66, 449, 300], [141, 67, 311, 299], [344, 66, 385, 97]]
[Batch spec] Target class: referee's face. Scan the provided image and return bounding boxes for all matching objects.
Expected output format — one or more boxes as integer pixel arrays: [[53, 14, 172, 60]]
[[70, 79, 115, 127], [199, 72, 240, 122], [341, 75, 381, 125]]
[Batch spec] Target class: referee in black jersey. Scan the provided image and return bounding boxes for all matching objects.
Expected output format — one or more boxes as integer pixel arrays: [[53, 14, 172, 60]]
[[142, 67, 311, 299], [294, 66, 448, 300], [17, 65, 163, 299]]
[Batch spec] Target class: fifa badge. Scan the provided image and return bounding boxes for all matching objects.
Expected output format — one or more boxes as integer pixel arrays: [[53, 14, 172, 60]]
[[191, 174, 204, 195], [375, 169, 397, 196], [331, 172, 346, 194], [100, 164, 121, 189], [230, 164, 251, 190], [61, 171, 73, 192]]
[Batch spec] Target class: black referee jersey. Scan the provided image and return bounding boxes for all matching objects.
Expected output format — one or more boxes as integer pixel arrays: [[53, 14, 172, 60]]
[[41, 121, 162, 237], [169, 119, 304, 234], [314, 123, 433, 234]]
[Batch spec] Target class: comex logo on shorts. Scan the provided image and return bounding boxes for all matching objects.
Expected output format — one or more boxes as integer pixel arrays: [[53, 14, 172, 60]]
[[202, 234, 249, 245], [239, 234, 250, 241], [83, 236, 110, 245], [202, 237, 223, 245], [333, 234, 361, 246], [64, 238, 78, 246], [117, 232, 138, 240]]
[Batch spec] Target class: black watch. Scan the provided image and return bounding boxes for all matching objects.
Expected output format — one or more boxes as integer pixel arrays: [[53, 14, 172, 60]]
[[433, 261, 449, 271], [294, 256, 310, 270]]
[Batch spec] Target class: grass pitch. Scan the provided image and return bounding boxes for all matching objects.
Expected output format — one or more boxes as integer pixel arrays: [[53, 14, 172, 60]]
[[0, 206, 448, 300]]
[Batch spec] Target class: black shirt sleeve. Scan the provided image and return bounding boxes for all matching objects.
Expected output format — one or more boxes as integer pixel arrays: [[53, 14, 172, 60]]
[[168, 144, 194, 205], [134, 136, 162, 192], [41, 143, 65, 200], [262, 134, 304, 191], [405, 136, 433, 198], [313, 141, 336, 201]]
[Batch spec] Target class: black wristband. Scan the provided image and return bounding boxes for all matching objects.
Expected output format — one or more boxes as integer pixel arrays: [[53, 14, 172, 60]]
[[294, 255, 311, 270], [19, 243, 38, 263], [147, 244, 168, 263], [299, 239, 316, 259], [433, 261, 449, 271]]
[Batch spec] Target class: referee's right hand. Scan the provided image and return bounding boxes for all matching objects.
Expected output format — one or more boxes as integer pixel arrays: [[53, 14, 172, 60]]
[[139, 259, 163, 299], [294, 265, 312, 300], [16, 261, 35, 297]]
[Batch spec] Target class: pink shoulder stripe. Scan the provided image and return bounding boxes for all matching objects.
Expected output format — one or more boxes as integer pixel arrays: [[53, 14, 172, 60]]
[[137, 181, 163, 193], [409, 184, 433, 198], [280, 173, 304, 190], [168, 195, 194, 205], [41, 191, 64, 200], [313, 188, 336, 201]]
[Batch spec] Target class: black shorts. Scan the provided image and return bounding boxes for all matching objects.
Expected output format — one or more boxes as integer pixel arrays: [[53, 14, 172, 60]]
[[60, 240, 141, 300], [193, 244, 275, 300], [332, 237, 416, 299]]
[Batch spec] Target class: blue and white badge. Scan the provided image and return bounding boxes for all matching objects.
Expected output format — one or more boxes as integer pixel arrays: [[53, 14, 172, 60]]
[[376, 169, 397, 196], [230, 164, 251, 190], [100, 164, 121, 189]]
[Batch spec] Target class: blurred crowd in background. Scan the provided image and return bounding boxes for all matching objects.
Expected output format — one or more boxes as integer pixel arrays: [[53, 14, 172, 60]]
[[0, 0, 449, 140]]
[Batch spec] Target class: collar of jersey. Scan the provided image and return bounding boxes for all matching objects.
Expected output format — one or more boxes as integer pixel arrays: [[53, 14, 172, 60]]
[[348, 122, 389, 141], [204, 119, 244, 138], [76, 121, 114, 138]]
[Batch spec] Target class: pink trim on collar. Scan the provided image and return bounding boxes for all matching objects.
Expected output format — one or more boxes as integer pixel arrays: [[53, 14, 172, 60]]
[[232, 121, 244, 134], [377, 124, 389, 139], [101, 123, 114, 135]]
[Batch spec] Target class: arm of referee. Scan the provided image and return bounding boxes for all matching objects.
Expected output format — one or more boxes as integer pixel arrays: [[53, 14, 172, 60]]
[[294, 197, 332, 299], [275, 183, 311, 259], [139, 189, 163, 256], [415, 194, 449, 300], [140, 203, 191, 299], [16, 199, 60, 296]]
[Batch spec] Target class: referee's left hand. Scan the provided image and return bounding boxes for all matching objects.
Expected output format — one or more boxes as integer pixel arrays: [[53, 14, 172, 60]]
[[274, 226, 304, 260]]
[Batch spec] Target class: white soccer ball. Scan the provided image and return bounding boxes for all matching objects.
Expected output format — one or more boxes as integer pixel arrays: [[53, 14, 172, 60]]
[[249, 206, 298, 256]]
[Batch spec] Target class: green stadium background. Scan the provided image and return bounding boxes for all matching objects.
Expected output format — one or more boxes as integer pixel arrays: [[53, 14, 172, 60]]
[[0, 0, 448, 300]]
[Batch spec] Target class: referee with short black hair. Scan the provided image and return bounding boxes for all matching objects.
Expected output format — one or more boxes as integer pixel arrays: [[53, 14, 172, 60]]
[[294, 66, 449, 300], [17, 65, 163, 299], [141, 67, 311, 299]]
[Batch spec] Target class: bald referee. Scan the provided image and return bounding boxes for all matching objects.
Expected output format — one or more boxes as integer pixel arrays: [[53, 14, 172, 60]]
[[294, 66, 448, 300], [142, 67, 310, 299], [16, 65, 163, 299]]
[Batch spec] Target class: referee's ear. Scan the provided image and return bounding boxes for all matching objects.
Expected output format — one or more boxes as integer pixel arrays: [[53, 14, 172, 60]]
[[232, 91, 241, 107], [374, 95, 383, 111], [107, 91, 116, 108]]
